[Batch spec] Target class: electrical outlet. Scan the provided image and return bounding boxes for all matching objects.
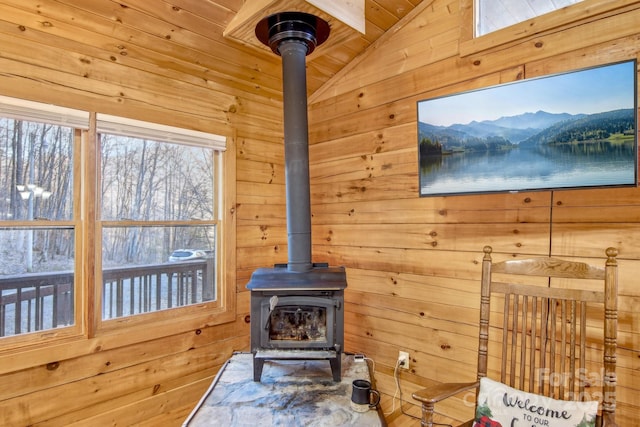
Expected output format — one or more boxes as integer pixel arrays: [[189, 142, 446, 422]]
[[398, 351, 410, 370]]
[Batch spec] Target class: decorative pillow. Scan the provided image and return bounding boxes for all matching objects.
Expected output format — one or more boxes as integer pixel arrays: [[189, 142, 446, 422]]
[[474, 377, 598, 427]]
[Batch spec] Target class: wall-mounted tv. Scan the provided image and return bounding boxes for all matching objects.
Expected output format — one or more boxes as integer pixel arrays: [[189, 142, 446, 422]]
[[417, 60, 637, 197]]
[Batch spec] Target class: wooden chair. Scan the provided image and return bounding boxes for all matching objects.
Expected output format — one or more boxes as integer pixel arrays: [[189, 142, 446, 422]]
[[413, 246, 618, 427]]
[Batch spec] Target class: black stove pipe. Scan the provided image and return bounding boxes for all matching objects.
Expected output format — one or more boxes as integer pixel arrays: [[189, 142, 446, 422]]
[[256, 13, 330, 273]]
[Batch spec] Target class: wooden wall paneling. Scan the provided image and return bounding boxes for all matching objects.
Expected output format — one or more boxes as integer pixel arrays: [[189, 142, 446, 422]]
[[552, 205, 640, 223], [316, 245, 483, 278], [114, 378, 214, 427], [45, 369, 219, 427], [0, 0, 638, 424], [461, 5, 640, 81], [311, 195, 551, 225], [314, 223, 551, 254], [153, 0, 242, 24], [236, 268, 253, 286], [237, 225, 288, 248], [138, 406, 198, 427], [346, 331, 476, 423], [0, 328, 231, 402], [553, 186, 640, 208], [0, 33, 236, 117], [524, 33, 640, 80], [0, 3, 284, 138], [0, 310, 245, 376], [310, 62, 525, 124], [345, 275, 481, 332], [459, 0, 640, 58], [236, 246, 287, 271], [309, 123, 414, 162], [551, 223, 640, 258], [309, 98, 418, 144], [311, 148, 416, 184], [0, 335, 245, 425], [237, 159, 285, 186], [307, 0, 640, 423], [344, 306, 478, 373], [47, 336, 246, 425], [236, 182, 285, 205], [313, 0, 460, 100], [367, 0, 417, 30], [345, 294, 481, 360], [313, 204, 550, 226], [311, 173, 418, 203], [0, 1, 280, 426], [235, 288, 251, 316], [7, 0, 283, 93], [237, 137, 284, 163], [236, 203, 287, 226]]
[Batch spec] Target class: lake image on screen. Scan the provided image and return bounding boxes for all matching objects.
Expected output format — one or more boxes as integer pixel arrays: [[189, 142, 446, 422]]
[[417, 61, 637, 196]]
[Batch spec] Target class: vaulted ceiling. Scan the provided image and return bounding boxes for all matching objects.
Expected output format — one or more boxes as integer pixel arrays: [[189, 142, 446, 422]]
[[0, 0, 432, 134], [0, 0, 569, 134], [2, 1, 424, 96]]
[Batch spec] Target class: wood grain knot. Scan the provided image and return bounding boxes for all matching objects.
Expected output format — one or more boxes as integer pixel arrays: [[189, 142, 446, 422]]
[[46, 361, 60, 371]]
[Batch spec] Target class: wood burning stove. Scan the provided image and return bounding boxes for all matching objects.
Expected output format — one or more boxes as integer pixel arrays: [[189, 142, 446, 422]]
[[248, 264, 346, 382], [248, 12, 347, 382]]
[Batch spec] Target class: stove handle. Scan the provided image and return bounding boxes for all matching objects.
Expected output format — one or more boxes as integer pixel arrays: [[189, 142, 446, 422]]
[[264, 295, 279, 330]]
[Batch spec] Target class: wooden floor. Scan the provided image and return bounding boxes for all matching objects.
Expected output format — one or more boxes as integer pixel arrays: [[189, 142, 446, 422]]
[[381, 395, 459, 427], [380, 396, 426, 427]]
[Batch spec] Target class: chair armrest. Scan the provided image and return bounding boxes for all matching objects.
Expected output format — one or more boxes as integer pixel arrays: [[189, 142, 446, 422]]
[[412, 381, 479, 404]]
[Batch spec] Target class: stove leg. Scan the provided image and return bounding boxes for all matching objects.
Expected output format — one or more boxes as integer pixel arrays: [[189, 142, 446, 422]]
[[330, 355, 341, 382], [253, 356, 265, 382]]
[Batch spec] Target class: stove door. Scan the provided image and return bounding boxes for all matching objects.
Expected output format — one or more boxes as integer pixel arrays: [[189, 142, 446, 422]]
[[259, 295, 335, 350]]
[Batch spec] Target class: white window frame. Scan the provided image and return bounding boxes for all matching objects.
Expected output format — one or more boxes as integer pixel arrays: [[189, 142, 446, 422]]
[[0, 96, 87, 346], [0, 95, 237, 347], [93, 114, 234, 335]]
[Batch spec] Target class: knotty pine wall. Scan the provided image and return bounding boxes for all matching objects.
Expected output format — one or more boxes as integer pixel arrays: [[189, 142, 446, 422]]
[[1, 0, 639, 426], [307, 0, 640, 424], [0, 4, 281, 424]]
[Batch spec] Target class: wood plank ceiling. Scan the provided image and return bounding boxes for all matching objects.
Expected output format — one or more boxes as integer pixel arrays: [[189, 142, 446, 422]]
[[0, 1, 424, 111], [0, 0, 570, 133]]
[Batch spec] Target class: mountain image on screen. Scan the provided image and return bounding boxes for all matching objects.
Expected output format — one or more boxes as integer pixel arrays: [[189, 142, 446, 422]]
[[418, 109, 634, 156]]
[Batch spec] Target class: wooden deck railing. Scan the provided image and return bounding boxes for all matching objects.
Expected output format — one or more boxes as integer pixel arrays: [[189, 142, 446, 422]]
[[0, 272, 73, 337], [102, 259, 214, 319], [0, 259, 214, 337]]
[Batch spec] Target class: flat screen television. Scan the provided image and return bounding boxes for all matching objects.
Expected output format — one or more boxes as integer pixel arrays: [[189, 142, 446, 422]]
[[417, 60, 637, 197]]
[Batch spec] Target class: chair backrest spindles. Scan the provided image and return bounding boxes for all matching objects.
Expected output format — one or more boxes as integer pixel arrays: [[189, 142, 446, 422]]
[[478, 246, 618, 426]]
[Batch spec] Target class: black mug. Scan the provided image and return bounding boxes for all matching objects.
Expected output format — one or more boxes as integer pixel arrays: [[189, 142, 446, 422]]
[[350, 379, 380, 412]]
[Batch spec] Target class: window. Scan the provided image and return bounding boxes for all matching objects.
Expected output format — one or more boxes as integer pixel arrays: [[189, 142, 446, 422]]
[[97, 115, 226, 324], [0, 95, 232, 343], [0, 97, 87, 339], [475, 0, 583, 37]]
